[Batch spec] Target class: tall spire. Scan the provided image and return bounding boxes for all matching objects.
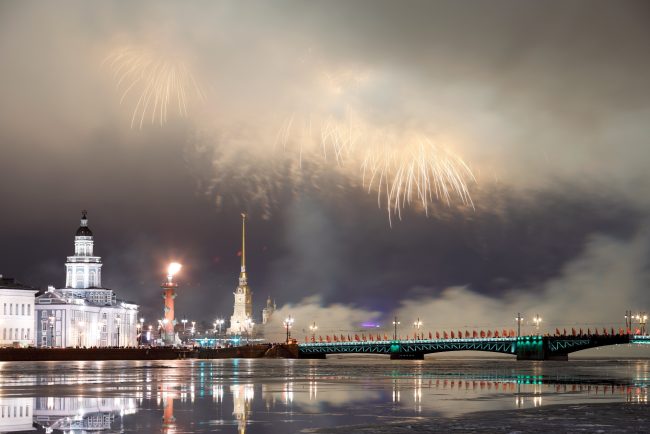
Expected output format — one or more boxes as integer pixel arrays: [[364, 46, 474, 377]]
[[239, 212, 247, 283]]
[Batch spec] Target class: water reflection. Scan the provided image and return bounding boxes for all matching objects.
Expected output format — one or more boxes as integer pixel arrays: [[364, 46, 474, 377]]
[[0, 359, 647, 433]]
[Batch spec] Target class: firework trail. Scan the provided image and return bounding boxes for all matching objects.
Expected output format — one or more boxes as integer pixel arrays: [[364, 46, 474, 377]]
[[275, 112, 361, 166], [104, 46, 204, 128], [362, 137, 476, 225]]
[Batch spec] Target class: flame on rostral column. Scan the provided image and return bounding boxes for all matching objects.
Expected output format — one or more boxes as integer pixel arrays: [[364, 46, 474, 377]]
[[167, 262, 182, 283]]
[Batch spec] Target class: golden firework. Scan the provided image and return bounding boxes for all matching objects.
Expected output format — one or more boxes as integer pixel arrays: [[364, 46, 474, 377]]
[[104, 46, 204, 128]]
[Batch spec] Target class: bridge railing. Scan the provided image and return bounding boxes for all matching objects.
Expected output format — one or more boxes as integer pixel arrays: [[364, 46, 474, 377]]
[[299, 337, 517, 346]]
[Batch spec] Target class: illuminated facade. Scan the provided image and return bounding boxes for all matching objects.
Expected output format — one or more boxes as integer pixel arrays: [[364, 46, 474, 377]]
[[0, 276, 38, 347], [34, 211, 139, 347], [227, 213, 255, 337]]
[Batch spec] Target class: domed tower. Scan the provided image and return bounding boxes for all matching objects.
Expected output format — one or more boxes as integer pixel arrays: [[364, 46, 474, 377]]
[[65, 210, 103, 288]]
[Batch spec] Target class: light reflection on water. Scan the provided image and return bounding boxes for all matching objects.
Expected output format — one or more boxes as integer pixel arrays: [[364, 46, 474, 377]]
[[0, 358, 647, 433]]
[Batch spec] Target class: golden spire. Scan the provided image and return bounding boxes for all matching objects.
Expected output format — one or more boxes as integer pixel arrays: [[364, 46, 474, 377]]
[[240, 212, 247, 279]]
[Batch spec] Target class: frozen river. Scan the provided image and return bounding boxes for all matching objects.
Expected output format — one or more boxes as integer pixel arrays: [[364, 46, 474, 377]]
[[0, 356, 647, 433]]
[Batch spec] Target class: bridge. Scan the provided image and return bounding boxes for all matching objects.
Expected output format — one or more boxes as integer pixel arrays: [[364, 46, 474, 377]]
[[298, 334, 650, 360]]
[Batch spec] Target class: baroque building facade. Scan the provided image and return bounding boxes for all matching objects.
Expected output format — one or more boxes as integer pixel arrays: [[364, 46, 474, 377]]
[[34, 211, 139, 347]]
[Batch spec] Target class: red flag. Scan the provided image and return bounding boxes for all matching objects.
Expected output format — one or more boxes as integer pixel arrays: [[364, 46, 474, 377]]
[[563, 328, 567, 336], [503, 329, 508, 337], [458, 330, 463, 339], [429, 331, 432, 339], [494, 330, 500, 338], [465, 330, 470, 338], [473, 330, 478, 338], [619, 328, 624, 335], [450, 331, 455, 339], [571, 328, 576, 336], [362, 334, 366, 341], [555, 328, 560, 336], [347, 334, 351, 341], [384, 334, 388, 340], [487, 330, 492, 338], [377, 334, 382, 341], [579, 328, 583, 335], [444, 331, 449, 339], [611, 328, 615, 336], [480, 330, 486, 338], [587, 328, 591, 335], [603, 328, 608, 336], [635, 328, 641, 335], [436, 331, 440, 339], [510, 329, 516, 337], [305, 336, 309, 343]]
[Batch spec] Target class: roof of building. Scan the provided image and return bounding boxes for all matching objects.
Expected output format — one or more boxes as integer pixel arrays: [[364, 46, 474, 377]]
[[75, 226, 93, 236], [35, 287, 139, 309], [76, 209, 93, 236], [0, 275, 38, 291]]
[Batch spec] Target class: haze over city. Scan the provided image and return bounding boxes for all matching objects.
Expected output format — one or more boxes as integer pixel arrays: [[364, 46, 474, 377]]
[[2, 0, 649, 338]]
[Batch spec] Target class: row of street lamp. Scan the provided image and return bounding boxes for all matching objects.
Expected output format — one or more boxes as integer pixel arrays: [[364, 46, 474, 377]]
[[132, 309, 648, 348]]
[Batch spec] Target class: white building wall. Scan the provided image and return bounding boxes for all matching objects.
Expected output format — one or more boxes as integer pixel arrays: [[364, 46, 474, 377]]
[[0, 397, 34, 432], [0, 289, 38, 347], [35, 302, 139, 348]]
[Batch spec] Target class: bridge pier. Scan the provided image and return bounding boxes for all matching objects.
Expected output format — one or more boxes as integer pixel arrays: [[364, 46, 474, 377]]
[[390, 353, 424, 360]]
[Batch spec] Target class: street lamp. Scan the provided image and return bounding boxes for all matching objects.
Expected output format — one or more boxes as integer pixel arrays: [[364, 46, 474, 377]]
[[309, 322, 318, 342], [48, 315, 55, 348], [515, 313, 524, 337], [413, 318, 423, 339], [116, 315, 121, 347], [158, 319, 164, 345], [283, 316, 294, 343], [77, 321, 85, 347], [635, 312, 647, 335], [533, 314, 542, 334], [138, 318, 144, 346], [182, 317, 188, 332], [244, 318, 254, 343], [393, 317, 401, 340], [625, 310, 634, 332], [215, 319, 224, 347]]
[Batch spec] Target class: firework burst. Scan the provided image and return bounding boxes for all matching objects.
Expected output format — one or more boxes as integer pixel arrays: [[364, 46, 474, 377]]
[[104, 46, 204, 128], [362, 137, 476, 225], [275, 112, 361, 166]]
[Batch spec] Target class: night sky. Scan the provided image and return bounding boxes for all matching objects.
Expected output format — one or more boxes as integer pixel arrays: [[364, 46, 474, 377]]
[[1, 1, 649, 336]]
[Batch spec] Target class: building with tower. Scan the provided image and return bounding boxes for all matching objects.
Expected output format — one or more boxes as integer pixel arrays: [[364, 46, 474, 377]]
[[261, 296, 276, 325], [227, 213, 255, 337], [34, 211, 139, 347]]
